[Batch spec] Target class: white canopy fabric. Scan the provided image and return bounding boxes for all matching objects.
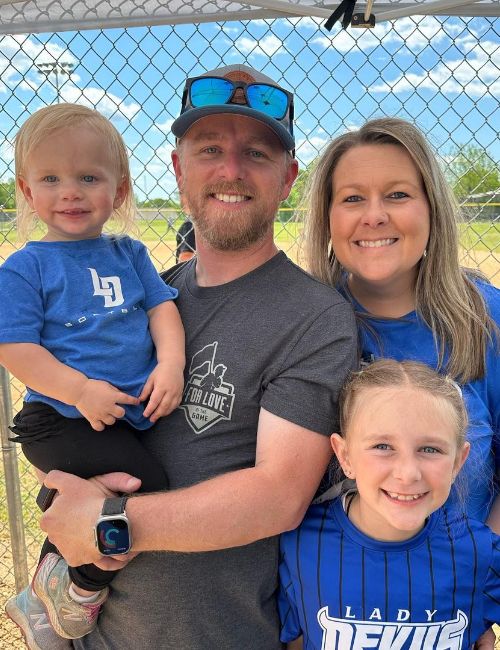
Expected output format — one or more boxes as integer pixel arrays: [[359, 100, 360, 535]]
[[0, 0, 498, 35]]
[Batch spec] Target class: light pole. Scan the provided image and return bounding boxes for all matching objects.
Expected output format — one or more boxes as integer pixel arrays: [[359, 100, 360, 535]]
[[35, 61, 75, 103]]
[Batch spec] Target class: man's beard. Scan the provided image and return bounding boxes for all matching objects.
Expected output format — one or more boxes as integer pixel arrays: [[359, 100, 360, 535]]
[[183, 181, 283, 252]]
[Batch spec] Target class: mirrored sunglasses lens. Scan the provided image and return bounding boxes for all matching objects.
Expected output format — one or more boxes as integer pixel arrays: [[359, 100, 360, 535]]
[[190, 78, 234, 107], [246, 84, 288, 119]]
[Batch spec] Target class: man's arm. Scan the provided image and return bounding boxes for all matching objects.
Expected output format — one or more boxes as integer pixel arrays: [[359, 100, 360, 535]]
[[41, 408, 332, 567]]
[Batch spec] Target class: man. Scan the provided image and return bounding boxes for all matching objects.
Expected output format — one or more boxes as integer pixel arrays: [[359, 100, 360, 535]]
[[175, 219, 196, 262], [33, 64, 357, 648]]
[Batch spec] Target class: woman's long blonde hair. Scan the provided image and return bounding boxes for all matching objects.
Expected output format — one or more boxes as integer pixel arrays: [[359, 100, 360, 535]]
[[15, 103, 136, 240], [304, 117, 496, 382]]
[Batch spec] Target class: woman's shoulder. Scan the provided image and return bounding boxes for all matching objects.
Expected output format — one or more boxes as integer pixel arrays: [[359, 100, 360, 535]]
[[470, 276, 500, 322]]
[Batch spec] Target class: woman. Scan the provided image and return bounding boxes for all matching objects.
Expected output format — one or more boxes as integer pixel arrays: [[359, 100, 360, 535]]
[[303, 117, 500, 649], [304, 117, 499, 525]]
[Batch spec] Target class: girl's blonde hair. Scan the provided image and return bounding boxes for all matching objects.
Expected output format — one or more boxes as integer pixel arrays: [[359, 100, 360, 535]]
[[303, 117, 496, 383], [340, 359, 468, 450], [15, 103, 136, 239]]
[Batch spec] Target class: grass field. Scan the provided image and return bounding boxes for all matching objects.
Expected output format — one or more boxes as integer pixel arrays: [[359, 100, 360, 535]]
[[1, 216, 498, 247], [3, 218, 497, 283]]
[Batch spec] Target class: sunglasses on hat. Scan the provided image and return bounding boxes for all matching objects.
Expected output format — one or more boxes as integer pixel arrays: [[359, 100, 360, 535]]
[[182, 76, 294, 122]]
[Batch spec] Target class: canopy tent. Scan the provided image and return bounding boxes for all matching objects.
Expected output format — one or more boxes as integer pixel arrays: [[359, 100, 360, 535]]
[[0, 0, 498, 35]]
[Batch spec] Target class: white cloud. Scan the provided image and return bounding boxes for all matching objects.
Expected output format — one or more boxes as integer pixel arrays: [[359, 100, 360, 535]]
[[344, 121, 362, 132], [61, 87, 140, 119], [2, 34, 68, 60], [311, 19, 391, 53], [310, 15, 467, 55], [0, 140, 14, 168], [295, 134, 330, 163], [6, 75, 140, 120], [156, 142, 175, 160], [0, 36, 76, 93], [155, 118, 175, 133], [0, 67, 16, 93], [221, 25, 240, 35], [390, 16, 449, 49], [0, 35, 140, 118], [134, 142, 175, 174], [288, 16, 322, 29], [236, 34, 284, 57], [371, 38, 500, 98], [131, 142, 178, 196], [18, 71, 81, 93]]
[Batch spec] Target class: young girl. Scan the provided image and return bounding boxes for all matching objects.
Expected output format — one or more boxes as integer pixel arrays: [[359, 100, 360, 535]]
[[1, 104, 185, 644], [279, 360, 500, 650]]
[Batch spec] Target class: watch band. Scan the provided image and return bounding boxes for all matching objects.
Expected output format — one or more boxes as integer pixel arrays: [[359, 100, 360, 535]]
[[101, 495, 129, 516]]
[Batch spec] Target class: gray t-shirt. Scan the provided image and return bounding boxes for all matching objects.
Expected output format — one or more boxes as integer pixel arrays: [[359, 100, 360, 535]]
[[76, 252, 357, 650]]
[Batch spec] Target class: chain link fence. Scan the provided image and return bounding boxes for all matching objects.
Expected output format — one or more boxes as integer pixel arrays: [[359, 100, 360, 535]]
[[1, 14, 499, 647]]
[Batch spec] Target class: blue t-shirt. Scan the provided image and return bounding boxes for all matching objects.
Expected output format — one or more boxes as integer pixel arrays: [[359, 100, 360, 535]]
[[279, 496, 500, 649], [340, 280, 500, 522], [0, 235, 177, 429]]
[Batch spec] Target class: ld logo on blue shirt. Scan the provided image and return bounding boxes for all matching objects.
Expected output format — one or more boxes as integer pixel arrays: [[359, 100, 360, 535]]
[[88, 267, 124, 307]]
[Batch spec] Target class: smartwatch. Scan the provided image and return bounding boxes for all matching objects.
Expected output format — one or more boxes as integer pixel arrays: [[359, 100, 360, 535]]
[[94, 495, 132, 556]]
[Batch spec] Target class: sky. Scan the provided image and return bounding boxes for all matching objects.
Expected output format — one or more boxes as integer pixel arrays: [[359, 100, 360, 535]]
[[0, 14, 499, 201]]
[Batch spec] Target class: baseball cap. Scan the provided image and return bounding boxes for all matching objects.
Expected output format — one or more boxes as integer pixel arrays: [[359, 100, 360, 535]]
[[172, 64, 295, 152]]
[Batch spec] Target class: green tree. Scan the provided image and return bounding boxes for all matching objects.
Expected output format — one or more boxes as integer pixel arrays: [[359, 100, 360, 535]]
[[281, 162, 316, 222], [446, 145, 500, 200], [0, 178, 16, 209], [137, 197, 180, 209]]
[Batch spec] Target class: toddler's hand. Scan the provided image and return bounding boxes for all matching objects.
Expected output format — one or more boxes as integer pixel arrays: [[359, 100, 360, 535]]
[[140, 362, 184, 422], [75, 379, 140, 431]]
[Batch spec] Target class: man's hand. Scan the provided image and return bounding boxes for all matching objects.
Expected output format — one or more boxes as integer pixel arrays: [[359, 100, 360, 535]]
[[474, 627, 496, 649], [140, 362, 184, 422], [40, 470, 141, 570], [75, 379, 140, 431]]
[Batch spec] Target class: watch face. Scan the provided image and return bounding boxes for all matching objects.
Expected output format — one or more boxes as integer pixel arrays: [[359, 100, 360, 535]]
[[96, 518, 130, 555]]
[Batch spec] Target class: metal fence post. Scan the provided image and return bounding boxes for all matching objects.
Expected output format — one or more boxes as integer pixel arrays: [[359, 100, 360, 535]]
[[0, 366, 29, 591]]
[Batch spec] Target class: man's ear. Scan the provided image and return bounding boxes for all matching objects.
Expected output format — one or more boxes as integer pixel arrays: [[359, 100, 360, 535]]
[[330, 433, 354, 479], [280, 157, 299, 202], [171, 149, 183, 189], [18, 177, 35, 210]]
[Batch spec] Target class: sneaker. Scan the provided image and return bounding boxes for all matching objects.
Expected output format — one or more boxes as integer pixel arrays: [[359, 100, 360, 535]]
[[5, 585, 72, 650], [33, 553, 108, 639]]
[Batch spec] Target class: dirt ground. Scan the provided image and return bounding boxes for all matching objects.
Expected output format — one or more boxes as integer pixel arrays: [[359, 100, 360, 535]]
[[0, 239, 498, 286]]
